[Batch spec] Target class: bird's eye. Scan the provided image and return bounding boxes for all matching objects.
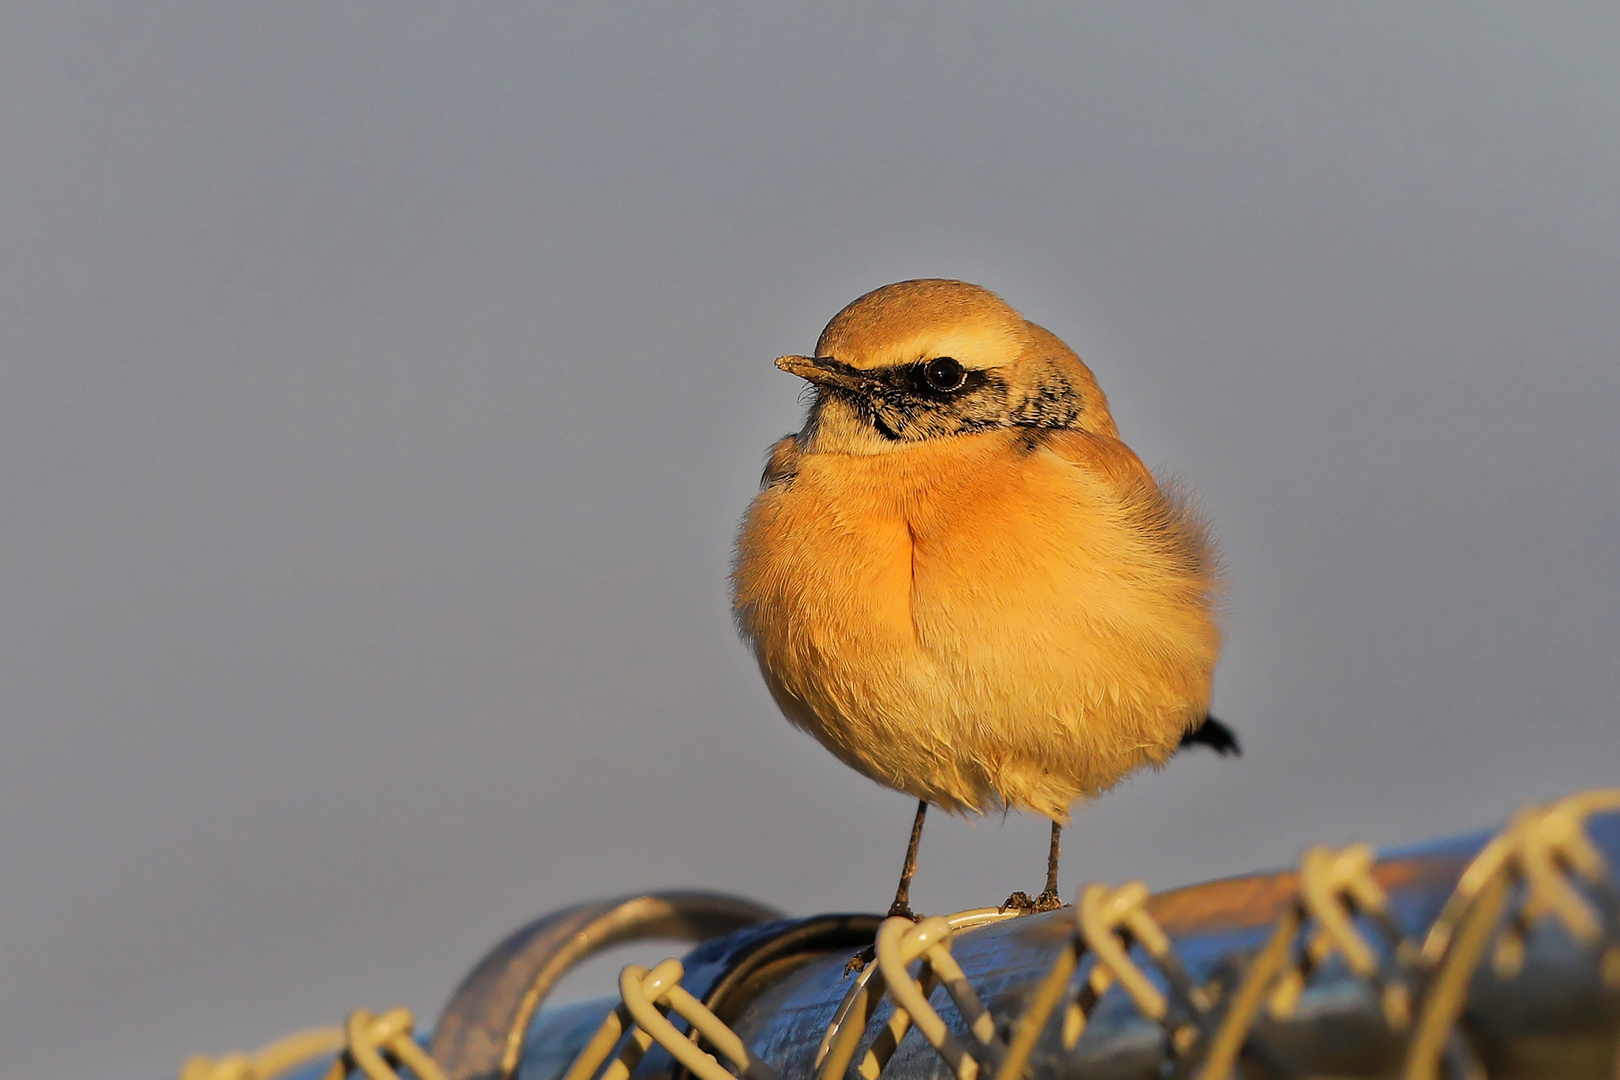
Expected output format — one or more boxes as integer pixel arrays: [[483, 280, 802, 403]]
[[923, 356, 966, 392]]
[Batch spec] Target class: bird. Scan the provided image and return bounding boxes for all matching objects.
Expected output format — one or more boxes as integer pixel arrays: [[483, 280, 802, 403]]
[[731, 279, 1237, 917]]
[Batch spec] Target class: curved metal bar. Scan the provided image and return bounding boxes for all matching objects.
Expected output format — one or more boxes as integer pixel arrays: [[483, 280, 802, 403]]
[[719, 815, 1620, 1080], [429, 891, 782, 1080], [690, 914, 885, 1027], [666, 913, 884, 1080], [435, 804, 1620, 1080]]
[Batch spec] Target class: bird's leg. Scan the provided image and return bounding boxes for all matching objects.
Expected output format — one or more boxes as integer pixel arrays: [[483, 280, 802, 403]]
[[849, 800, 929, 975], [1032, 822, 1065, 912], [887, 799, 928, 920], [1002, 821, 1068, 914]]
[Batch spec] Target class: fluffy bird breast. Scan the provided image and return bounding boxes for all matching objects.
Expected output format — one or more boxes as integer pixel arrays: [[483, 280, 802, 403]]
[[732, 427, 1220, 821]]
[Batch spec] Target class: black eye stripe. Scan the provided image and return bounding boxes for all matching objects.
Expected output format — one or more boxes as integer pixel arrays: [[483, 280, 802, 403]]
[[808, 354, 1079, 441]]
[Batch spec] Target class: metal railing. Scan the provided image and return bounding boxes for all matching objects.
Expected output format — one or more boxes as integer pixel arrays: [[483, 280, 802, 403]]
[[181, 788, 1620, 1080]]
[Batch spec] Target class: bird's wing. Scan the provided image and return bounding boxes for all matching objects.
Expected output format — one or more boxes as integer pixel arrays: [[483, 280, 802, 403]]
[[1039, 429, 1220, 585], [1038, 428, 1157, 487]]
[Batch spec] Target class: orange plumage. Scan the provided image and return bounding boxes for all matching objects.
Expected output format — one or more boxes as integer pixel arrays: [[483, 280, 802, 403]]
[[731, 279, 1225, 906]]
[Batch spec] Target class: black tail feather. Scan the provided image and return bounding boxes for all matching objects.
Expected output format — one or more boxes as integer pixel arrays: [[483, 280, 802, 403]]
[[1178, 715, 1241, 757]]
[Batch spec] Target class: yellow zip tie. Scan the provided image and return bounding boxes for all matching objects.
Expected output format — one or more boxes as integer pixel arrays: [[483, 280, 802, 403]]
[[1404, 789, 1620, 1080], [992, 933, 1083, 1080], [180, 1008, 447, 1080], [994, 884, 1207, 1080], [862, 915, 1004, 1080], [815, 908, 1017, 1080], [562, 957, 781, 1080], [1199, 842, 1410, 1080], [1064, 881, 1207, 1055], [180, 1027, 345, 1080]]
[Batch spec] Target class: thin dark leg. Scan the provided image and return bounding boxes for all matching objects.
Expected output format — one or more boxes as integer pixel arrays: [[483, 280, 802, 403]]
[[850, 799, 929, 971], [1033, 822, 1064, 911], [1002, 820, 1068, 914], [887, 800, 928, 919]]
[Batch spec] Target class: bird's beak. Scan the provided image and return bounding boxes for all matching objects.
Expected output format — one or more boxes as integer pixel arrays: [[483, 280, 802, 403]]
[[774, 354, 871, 392]]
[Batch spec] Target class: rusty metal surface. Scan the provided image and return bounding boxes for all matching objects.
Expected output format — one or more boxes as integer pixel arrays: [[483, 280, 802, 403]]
[[506, 815, 1620, 1080]]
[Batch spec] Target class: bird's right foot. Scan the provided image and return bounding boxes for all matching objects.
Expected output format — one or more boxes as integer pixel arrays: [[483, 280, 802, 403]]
[[1029, 889, 1066, 913], [1000, 889, 1068, 914]]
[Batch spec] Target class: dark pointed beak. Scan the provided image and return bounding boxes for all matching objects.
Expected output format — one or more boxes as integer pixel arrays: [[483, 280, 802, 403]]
[[774, 354, 871, 393]]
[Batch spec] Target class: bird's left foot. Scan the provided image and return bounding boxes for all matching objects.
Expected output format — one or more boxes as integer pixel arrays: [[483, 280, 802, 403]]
[[847, 901, 917, 975]]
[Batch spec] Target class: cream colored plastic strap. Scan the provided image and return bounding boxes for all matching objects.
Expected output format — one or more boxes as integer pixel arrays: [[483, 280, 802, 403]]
[[561, 957, 781, 1080], [1198, 842, 1409, 1080], [995, 882, 1209, 1080], [321, 1009, 448, 1080], [180, 1027, 346, 1080], [1270, 843, 1410, 1026], [993, 935, 1082, 1080], [1404, 788, 1620, 1080], [1076, 882, 1171, 1021], [1422, 789, 1620, 971], [1063, 882, 1208, 1054], [180, 1010, 445, 1080], [814, 909, 1017, 1080], [861, 916, 1004, 1080]]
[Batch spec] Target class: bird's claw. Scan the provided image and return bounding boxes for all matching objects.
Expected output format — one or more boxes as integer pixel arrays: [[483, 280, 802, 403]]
[[850, 902, 917, 975], [1030, 889, 1067, 913], [1001, 889, 1067, 914], [848, 900, 926, 977]]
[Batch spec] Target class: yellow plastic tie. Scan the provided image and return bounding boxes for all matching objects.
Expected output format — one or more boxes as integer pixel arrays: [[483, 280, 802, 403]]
[[997, 881, 1208, 1080], [562, 957, 781, 1080], [1268, 843, 1408, 1025], [815, 908, 1017, 1080], [1076, 882, 1171, 1022], [1062, 880, 1208, 1057], [180, 1027, 346, 1080], [1404, 788, 1620, 1080], [321, 1009, 447, 1080], [179, 1010, 445, 1080], [860, 915, 1004, 1080], [1199, 842, 1408, 1080], [992, 934, 1084, 1080]]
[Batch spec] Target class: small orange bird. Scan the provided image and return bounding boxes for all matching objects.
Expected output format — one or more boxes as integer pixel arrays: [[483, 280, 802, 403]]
[[731, 279, 1237, 915]]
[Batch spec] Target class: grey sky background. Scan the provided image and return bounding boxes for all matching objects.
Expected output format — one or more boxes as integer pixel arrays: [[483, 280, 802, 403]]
[[2, 5, 1618, 1077]]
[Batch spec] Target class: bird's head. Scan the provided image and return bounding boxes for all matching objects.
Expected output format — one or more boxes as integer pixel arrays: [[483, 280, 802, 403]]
[[777, 279, 1118, 452]]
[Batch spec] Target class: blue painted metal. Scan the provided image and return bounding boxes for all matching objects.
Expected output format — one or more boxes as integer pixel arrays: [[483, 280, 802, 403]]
[[498, 815, 1620, 1080]]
